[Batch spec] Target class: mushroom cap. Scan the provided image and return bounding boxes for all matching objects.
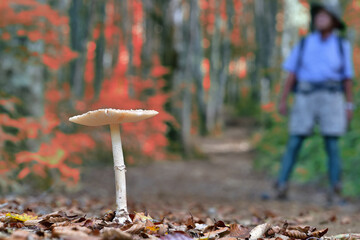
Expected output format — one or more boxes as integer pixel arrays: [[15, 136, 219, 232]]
[[69, 109, 159, 126]]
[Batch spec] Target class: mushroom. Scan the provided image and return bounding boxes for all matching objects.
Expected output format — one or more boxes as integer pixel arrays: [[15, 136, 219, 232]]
[[69, 109, 158, 224]]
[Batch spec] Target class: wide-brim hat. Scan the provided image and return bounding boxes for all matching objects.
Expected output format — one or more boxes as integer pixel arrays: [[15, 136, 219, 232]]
[[310, 3, 346, 31]]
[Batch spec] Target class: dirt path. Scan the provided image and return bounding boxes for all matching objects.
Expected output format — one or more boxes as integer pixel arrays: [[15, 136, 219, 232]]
[[81, 119, 360, 235]]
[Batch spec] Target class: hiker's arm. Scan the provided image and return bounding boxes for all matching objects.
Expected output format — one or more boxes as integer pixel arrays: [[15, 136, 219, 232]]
[[343, 39, 354, 121], [344, 78, 354, 122], [278, 73, 296, 116], [344, 78, 353, 103]]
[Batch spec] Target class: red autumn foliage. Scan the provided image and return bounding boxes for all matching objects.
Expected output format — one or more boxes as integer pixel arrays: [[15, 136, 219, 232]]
[[0, 88, 96, 185], [202, 58, 211, 91], [0, 0, 172, 186], [261, 102, 276, 113], [149, 55, 170, 80], [344, 0, 360, 78], [0, 0, 78, 69]]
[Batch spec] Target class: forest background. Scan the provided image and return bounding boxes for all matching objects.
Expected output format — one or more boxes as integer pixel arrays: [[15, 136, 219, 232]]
[[1, 0, 360, 196]]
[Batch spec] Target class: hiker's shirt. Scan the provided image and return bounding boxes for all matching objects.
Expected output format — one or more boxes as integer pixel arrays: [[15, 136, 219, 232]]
[[282, 31, 354, 137], [283, 31, 354, 82]]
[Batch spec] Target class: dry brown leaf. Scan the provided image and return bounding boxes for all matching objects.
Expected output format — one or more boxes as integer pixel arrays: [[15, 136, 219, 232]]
[[280, 222, 288, 234], [101, 227, 132, 240], [38, 219, 54, 229], [309, 228, 328, 238], [48, 216, 69, 223], [204, 227, 230, 239], [266, 226, 281, 236], [229, 223, 250, 238], [284, 230, 308, 239], [160, 232, 193, 240], [203, 220, 226, 234], [52, 226, 93, 239], [54, 226, 92, 234], [133, 212, 152, 223], [23, 219, 40, 226], [146, 219, 156, 227], [158, 224, 169, 236], [11, 229, 38, 240], [8, 222, 24, 228], [293, 225, 310, 233], [141, 232, 161, 240], [274, 234, 289, 240], [184, 216, 195, 229], [42, 211, 65, 220], [103, 211, 116, 222], [123, 222, 145, 234], [83, 219, 105, 230], [249, 223, 270, 240], [52, 221, 72, 227]]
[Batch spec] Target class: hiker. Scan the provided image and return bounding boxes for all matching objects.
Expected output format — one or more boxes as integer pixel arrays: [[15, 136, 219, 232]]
[[276, 3, 354, 202]]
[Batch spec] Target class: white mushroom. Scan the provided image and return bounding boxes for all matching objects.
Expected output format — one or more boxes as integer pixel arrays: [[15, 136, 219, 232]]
[[69, 109, 158, 224]]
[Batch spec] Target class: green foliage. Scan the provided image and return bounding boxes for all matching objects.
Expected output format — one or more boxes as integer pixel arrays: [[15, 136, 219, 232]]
[[236, 95, 261, 118]]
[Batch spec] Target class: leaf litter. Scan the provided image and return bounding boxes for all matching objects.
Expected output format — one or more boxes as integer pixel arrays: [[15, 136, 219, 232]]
[[1, 196, 357, 240]]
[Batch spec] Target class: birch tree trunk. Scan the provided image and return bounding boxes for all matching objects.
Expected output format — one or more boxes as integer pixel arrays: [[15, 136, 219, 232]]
[[253, 0, 278, 104], [69, 0, 95, 98], [206, 1, 221, 133]]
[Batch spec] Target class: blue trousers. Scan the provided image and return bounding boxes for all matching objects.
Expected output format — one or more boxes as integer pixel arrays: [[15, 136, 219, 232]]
[[277, 135, 341, 188]]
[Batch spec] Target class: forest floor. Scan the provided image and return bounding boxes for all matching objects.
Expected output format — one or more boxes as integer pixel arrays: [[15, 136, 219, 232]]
[[78, 117, 360, 235], [2, 118, 360, 238]]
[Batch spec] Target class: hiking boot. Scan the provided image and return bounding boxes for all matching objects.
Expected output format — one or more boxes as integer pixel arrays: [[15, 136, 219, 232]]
[[326, 184, 346, 206], [274, 182, 288, 200]]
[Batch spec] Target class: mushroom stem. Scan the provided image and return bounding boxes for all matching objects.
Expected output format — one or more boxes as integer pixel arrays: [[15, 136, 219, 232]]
[[110, 124, 131, 224]]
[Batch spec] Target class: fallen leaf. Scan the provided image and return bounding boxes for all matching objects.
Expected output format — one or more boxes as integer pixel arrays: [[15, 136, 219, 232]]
[[133, 212, 153, 223], [229, 223, 250, 238], [284, 230, 307, 239], [5, 213, 37, 222], [195, 223, 207, 231], [161, 232, 193, 240], [309, 228, 328, 238], [249, 223, 270, 240], [185, 216, 195, 229], [158, 224, 168, 235], [52, 226, 93, 239], [23, 219, 40, 226], [266, 226, 281, 236], [123, 222, 145, 234], [11, 229, 38, 240], [204, 227, 230, 239], [101, 227, 132, 240], [103, 211, 116, 222]]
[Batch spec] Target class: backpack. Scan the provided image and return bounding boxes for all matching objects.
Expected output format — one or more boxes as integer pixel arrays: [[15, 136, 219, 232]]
[[292, 35, 345, 92]]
